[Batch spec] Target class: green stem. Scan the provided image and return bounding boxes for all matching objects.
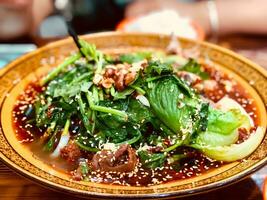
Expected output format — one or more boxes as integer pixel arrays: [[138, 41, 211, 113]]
[[95, 53, 104, 74], [41, 53, 81, 86], [72, 72, 93, 83], [98, 89, 104, 101], [130, 85, 146, 95], [90, 111, 96, 134], [92, 105, 128, 119], [43, 126, 59, 152], [85, 92, 128, 119], [77, 94, 93, 135], [92, 86, 99, 103], [145, 76, 163, 82], [75, 140, 99, 152], [163, 140, 183, 152], [62, 119, 71, 136], [117, 132, 141, 145], [45, 121, 56, 136]]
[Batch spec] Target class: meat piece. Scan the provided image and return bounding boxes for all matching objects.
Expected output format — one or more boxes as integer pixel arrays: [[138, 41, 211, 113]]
[[91, 144, 137, 172], [60, 142, 81, 163], [71, 167, 83, 181]]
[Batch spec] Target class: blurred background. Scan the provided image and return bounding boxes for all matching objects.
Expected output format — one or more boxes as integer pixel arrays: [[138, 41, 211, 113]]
[[0, 0, 266, 199], [1, 0, 267, 68]]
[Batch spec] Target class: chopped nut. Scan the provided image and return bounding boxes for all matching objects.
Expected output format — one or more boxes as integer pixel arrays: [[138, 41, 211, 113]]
[[102, 78, 114, 89], [114, 72, 125, 91], [124, 71, 137, 86], [116, 63, 130, 71], [131, 59, 148, 70], [93, 74, 103, 85], [104, 67, 116, 78]]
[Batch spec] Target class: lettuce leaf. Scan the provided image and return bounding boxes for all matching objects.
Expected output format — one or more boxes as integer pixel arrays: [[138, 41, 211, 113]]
[[207, 108, 248, 135], [192, 127, 264, 162], [192, 108, 249, 147]]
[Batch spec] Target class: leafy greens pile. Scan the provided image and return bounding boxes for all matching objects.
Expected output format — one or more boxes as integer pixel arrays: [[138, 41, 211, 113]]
[[30, 39, 262, 171]]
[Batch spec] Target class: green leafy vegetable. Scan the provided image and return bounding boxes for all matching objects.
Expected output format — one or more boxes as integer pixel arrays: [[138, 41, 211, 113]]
[[24, 38, 258, 175], [119, 52, 151, 64], [179, 59, 209, 80], [138, 150, 166, 169], [148, 76, 205, 141], [192, 127, 264, 162], [144, 61, 172, 75], [41, 53, 81, 86]]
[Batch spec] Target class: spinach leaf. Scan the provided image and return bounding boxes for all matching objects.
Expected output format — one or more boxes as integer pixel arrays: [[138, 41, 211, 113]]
[[127, 98, 153, 125], [102, 128, 128, 143], [101, 124, 142, 145], [179, 59, 209, 80], [97, 99, 129, 129], [34, 97, 50, 127], [138, 150, 166, 169], [46, 65, 93, 102], [148, 76, 203, 139], [112, 88, 135, 100], [144, 61, 172, 75], [75, 131, 103, 152], [119, 52, 151, 64]]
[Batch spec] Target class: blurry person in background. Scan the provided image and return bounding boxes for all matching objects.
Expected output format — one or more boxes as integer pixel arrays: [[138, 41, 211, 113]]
[[0, 0, 53, 40], [126, 0, 267, 37], [0, 0, 128, 41], [0, 0, 267, 41]]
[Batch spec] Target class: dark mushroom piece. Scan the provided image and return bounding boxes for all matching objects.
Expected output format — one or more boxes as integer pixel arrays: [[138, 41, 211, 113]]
[[91, 144, 137, 173]]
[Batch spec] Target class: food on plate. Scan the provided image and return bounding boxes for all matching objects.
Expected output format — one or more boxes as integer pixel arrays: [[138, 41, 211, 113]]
[[117, 10, 203, 40], [13, 38, 264, 186]]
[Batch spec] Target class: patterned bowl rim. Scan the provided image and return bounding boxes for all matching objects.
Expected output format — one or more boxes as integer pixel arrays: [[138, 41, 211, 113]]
[[0, 32, 266, 199]]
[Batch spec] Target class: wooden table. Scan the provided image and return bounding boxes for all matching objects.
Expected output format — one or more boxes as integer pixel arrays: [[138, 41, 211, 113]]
[[0, 34, 266, 199]]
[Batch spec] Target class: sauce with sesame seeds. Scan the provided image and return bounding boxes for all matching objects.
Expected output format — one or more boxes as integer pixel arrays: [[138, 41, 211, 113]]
[[12, 63, 261, 186], [86, 147, 222, 186], [13, 83, 45, 143]]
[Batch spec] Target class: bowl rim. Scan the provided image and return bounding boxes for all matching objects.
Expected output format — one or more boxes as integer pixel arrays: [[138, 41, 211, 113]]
[[0, 32, 266, 199]]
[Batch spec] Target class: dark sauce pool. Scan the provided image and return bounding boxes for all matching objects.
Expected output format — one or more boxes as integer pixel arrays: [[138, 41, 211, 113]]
[[12, 66, 260, 186]]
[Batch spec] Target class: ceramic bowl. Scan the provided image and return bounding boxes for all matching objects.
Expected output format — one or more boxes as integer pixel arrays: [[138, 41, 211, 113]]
[[0, 32, 266, 199]]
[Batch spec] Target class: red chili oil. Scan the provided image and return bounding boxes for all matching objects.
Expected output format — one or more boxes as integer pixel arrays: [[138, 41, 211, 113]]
[[12, 67, 260, 186], [13, 83, 45, 143], [84, 148, 222, 186]]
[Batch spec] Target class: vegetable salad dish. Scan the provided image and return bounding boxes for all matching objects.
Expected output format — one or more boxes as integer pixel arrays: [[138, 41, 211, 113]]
[[13, 39, 264, 186]]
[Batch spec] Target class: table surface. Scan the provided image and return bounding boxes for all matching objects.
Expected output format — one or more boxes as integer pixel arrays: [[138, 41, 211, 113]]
[[0, 34, 266, 200]]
